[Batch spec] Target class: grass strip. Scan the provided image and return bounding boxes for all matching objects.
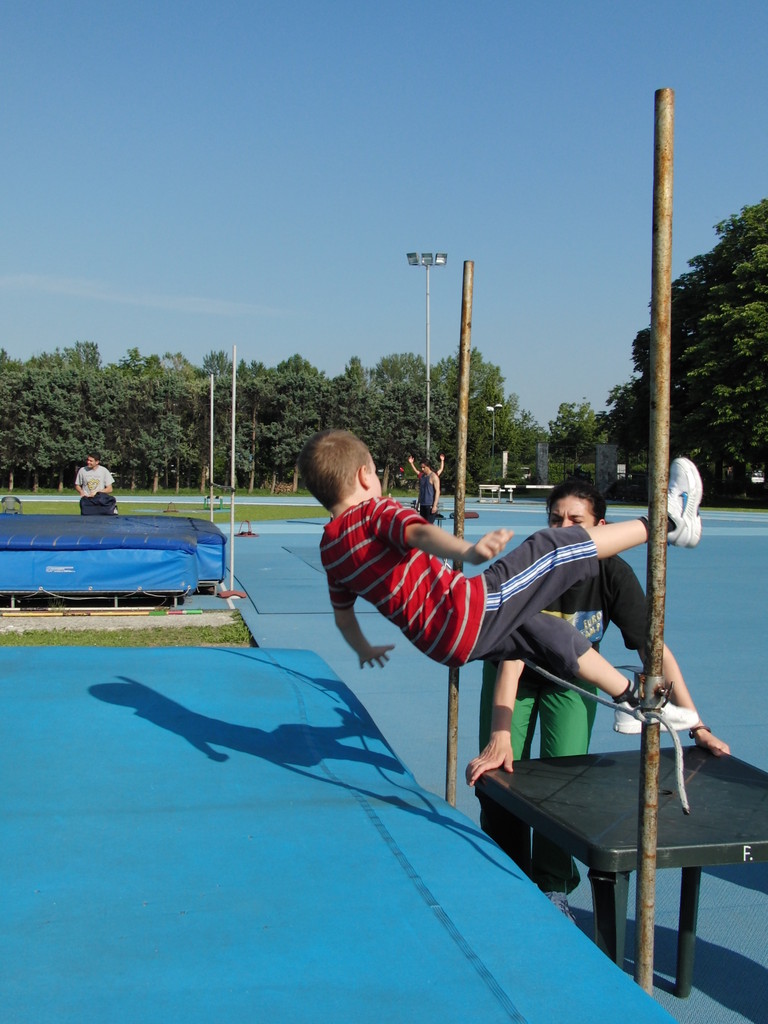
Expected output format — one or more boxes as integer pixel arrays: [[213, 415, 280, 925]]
[[1, 501, 325, 522], [0, 621, 253, 648]]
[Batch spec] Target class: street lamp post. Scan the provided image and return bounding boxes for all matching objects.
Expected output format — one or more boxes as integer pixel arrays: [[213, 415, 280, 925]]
[[486, 403, 502, 478], [406, 252, 447, 457]]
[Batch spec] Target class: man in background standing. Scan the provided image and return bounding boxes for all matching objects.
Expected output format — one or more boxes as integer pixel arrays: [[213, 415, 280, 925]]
[[75, 452, 118, 515], [407, 453, 443, 523]]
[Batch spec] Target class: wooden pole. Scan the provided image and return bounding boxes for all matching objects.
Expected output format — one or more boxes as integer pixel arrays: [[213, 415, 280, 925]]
[[635, 87, 675, 993], [446, 260, 474, 806]]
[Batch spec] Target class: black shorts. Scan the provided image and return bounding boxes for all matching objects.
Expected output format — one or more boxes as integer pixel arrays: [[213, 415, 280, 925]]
[[470, 526, 597, 676]]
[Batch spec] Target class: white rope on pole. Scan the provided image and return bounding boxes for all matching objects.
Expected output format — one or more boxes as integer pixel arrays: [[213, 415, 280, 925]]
[[519, 658, 691, 815]]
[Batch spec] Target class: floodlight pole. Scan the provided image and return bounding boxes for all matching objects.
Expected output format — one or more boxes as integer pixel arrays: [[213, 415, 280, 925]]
[[426, 261, 431, 457], [406, 253, 447, 458]]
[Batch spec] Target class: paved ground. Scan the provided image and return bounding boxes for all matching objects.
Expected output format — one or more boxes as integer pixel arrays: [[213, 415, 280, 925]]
[[0, 609, 239, 634]]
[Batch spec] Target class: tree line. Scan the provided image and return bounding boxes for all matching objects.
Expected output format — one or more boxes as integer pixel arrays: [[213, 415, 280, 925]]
[[2, 197, 765, 497], [0, 343, 552, 495]]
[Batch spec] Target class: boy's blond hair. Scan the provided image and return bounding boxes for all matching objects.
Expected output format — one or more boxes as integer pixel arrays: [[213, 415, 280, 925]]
[[297, 429, 372, 510]]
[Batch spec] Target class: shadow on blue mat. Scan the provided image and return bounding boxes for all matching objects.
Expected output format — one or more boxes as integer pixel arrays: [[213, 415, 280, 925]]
[[88, 669, 520, 877], [90, 678, 405, 773]]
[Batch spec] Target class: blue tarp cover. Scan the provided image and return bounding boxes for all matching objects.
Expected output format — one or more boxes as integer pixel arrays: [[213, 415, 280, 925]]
[[0, 514, 196, 550], [0, 515, 225, 593]]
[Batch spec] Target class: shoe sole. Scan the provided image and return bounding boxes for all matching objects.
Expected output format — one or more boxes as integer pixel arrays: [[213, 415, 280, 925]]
[[668, 457, 703, 547]]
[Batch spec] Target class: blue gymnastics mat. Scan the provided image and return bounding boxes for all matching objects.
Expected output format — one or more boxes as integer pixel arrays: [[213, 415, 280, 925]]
[[0, 514, 225, 594], [2, 647, 672, 1024]]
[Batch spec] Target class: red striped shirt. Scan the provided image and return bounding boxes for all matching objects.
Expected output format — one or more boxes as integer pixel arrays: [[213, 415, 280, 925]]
[[321, 497, 485, 667]]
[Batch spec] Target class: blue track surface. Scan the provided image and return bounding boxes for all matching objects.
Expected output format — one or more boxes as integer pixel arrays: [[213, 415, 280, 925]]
[[223, 502, 768, 1024], [3, 646, 673, 1023]]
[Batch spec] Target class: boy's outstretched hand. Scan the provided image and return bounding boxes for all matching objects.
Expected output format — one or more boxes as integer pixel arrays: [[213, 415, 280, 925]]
[[466, 528, 515, 565], [333, 606, 395, 669], [465, 733, 515, 786], [358, 643, 395, 669]]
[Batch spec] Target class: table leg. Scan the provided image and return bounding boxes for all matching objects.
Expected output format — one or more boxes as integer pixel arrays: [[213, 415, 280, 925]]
[[588, 869, 631, 967], [675, 865, 701, 998]]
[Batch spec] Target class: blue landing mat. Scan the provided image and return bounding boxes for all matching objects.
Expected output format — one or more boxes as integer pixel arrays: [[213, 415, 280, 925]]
[[0, 514, 225, 593], [2, 647, 672, 1024]]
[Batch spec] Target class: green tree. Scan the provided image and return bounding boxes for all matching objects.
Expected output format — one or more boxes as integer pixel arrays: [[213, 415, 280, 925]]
[[114, 348, 166, 489], [498, 395, 545, 479], [604, 379, 648, 473], [682, 203, 768, 472], [261, 355, 330, 491], [429, 351, 543, 489], [329, 357, 371, 438], [433, 350, 503, 486], [202, 349, 232, 380], [237, 359, 269, 493], [159, 353, 207, 489], [608, 198, 768, 487], [548, 400, 607, 480], [367, 353, 425, 490], [0, 357, 24, 488], [64, 340, 102, 370], [197, 351, 236, 488]]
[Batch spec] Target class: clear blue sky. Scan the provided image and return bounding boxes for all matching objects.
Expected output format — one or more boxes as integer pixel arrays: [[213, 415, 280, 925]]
[[2, 1, 766, 426]]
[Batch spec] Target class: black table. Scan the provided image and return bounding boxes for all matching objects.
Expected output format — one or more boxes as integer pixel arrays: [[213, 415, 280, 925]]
[[477, 747, 768, 996]]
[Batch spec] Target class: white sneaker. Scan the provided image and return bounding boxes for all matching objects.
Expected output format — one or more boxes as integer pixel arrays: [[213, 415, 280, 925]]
[[613, 700, 642, 733], [667, 457, 703, 547], [614, 701, 700, 734]]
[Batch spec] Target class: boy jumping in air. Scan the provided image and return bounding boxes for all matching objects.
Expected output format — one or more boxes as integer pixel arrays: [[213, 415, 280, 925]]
[[297, 430, 703, 783]]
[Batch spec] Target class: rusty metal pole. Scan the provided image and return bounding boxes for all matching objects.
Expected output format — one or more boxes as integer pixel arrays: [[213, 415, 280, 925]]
[[635, 87, 675, 993], [445, 260, 474, 806]]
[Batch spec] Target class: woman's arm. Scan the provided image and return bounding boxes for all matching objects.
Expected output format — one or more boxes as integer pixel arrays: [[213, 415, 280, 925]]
[[465, 660, 522, 784]]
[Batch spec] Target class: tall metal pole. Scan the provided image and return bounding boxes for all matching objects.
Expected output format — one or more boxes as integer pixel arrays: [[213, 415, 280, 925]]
[[407, 253, 445, 457], [425, 262, 431, 458], [446, 260, 474, 806], [486, 404, 502, 476], [229, 345, 237, 592], [635, 87, 675, 994], [209, 374, 215, 524]]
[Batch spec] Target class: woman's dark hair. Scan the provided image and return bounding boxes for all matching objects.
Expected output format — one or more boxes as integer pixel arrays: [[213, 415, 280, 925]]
[[545, 479, 607, 523]]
